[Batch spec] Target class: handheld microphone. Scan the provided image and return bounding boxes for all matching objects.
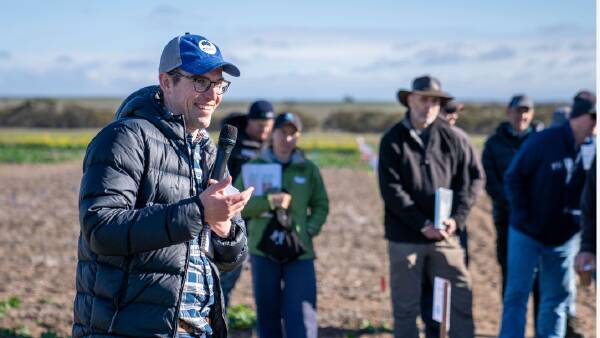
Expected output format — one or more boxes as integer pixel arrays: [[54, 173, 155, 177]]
[[200, 124, 238, 255], [210, 124, 238, 180]]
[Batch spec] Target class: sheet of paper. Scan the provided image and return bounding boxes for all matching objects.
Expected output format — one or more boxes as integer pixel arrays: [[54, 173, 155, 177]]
[[241, 163, 282, 196], [432, 276, 451, 330], [223, 184, 240, 196]]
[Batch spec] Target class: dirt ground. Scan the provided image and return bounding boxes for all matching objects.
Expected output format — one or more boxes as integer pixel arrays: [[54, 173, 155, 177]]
[[0, 163, 595, 337]]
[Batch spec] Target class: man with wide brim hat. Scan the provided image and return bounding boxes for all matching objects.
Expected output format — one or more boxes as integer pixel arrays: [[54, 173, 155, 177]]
[[378, 75, 474, 337], [397, 75, 453, 107]]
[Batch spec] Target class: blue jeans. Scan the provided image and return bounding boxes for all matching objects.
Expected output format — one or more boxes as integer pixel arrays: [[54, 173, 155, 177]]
[[220, 263, 243, 308], [250, 255, 317, 338], [499, 227, 580, 338]]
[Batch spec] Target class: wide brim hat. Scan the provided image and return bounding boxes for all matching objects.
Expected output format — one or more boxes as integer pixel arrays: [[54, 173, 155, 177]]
[[397, 75, 453, 107]]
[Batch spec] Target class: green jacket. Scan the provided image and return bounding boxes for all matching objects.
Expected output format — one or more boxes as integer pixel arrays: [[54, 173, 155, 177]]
[[234, 148, 329, 259]]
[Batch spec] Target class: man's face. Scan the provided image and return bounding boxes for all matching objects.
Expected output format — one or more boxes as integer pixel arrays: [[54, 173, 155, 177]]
[[246, 118, 274, 142], [160, 68, 223, 131], [507, 106, 534, 132], [272, 124, 300, 154], [581, 114, 597, 137], [441, 111, 459, 126], [407, 93, 441, 129]]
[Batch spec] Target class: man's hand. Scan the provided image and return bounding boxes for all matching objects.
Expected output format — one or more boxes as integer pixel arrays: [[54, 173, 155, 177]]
[[421, 225, 445, 240], [211, 219, 232, 238], [575, 251, 596, 273], [421, 220, 445, 241], [199, 176, 254, 230], [441, 218, 457, 237], [421, 218, 457, 241], [270, 192, 292, 209]]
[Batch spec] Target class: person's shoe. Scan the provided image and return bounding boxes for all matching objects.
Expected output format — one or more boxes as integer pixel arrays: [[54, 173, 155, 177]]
[[566, 315, 585, 338]]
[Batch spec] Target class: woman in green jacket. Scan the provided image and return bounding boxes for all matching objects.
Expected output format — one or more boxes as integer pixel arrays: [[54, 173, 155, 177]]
[[234, 112, 329, 338]]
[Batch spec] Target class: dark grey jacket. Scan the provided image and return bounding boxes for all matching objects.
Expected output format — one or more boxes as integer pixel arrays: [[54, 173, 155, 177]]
[[228, 128, 265, 182], [481, 121, 542, 226], [378, 114, 471, 243], [73, 85, 247, 338]]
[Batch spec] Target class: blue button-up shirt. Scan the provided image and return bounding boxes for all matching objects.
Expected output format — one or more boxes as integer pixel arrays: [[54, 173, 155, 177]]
[[179, 130, 214, 335]]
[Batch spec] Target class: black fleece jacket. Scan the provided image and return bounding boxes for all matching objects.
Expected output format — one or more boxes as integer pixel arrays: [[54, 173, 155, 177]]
[[378, 115, 471, 243]]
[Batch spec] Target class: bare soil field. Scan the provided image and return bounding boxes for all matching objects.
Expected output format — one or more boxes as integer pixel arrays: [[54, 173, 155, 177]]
[[0, 163, 595, 337]]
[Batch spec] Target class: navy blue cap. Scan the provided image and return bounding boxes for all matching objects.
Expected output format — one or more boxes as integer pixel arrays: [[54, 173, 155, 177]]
[[274, 112, 302, 132], [443, 101, 464, 114], [159, 33, 240, 77], [570, 90, 596, 119], [508, 94, 534, 109], [248, 100, 275, 119]]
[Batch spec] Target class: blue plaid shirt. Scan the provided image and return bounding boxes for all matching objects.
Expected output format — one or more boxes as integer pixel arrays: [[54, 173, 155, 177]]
[[179, 130, 214, 335]]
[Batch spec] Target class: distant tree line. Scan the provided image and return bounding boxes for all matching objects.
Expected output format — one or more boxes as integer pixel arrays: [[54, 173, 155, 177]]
[[0, 99, 113, 128], [0, 98, 562, 134]]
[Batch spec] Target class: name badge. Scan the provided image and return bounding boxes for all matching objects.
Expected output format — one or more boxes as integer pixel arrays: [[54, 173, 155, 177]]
[[241, 148, 258, 159], [294, 176, 306, 184]]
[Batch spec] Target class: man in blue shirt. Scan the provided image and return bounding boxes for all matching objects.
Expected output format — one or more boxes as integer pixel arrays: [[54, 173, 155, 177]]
[[499, 91, 596, 338]]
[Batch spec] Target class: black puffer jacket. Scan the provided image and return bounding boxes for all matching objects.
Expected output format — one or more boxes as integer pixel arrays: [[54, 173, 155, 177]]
[[481, 121, 542, 226], [227, 128, 265, 181], [73, 85, 247, 338]]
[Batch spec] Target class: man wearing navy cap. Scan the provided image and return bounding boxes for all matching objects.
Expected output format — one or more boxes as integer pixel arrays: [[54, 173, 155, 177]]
[[219, 99, 275, 309], [226, 100, 276, 181], [500, 90, 596, 337], [73, 33, 252, 337], [482, 94, 543, 295]]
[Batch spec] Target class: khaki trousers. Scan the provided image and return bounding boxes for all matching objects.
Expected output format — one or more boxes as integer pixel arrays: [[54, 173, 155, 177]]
[[388, 237, 474, 338]]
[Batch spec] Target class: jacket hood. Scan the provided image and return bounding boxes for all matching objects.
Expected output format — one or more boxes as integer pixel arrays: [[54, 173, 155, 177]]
[[114, 85, 187, 142]]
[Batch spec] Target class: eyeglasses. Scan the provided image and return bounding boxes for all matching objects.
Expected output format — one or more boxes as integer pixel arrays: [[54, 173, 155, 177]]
[[169, 71, 231, 94]]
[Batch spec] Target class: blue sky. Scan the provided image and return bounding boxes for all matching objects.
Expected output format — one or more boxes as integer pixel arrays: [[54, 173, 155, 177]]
[[0, 1, 595, 101]]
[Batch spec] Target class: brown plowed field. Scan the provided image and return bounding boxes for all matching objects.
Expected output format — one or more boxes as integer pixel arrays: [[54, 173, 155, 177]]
[[0, 163, 595, 337]]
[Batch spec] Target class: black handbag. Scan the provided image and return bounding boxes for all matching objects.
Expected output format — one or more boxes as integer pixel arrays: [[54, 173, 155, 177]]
[[257, 208, 306, 263]]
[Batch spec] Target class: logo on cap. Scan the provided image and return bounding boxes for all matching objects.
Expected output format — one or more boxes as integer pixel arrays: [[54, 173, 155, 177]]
[[199, 40, 217, 55]]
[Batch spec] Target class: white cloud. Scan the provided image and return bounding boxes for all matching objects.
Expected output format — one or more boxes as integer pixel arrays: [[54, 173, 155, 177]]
[[0, 27, 594, 100]]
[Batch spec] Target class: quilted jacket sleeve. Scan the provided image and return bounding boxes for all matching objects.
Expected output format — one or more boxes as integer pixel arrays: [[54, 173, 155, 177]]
[[79, 122, 204, 256]]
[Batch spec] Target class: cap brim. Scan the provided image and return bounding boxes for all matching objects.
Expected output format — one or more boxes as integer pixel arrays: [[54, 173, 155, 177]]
[[221, 62, 241, 77], [397, 89, 453, 107], [181, 60, 241, 77]]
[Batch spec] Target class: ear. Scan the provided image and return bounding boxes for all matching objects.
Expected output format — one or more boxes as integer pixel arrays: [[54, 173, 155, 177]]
[[406, 93, 415, 106], [159, 73, 172, 94]]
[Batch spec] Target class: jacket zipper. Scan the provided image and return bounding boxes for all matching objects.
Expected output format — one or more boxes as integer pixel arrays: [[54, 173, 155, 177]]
[[171, 117, 194, 338], [172, 241, 191, 338]]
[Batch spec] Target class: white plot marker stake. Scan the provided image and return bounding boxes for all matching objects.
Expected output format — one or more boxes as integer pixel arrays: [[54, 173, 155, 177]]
[[433, 276, 451, 338]]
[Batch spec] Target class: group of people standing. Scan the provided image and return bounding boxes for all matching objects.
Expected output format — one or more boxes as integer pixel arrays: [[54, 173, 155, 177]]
[[71, 32, 595, 338], [378, 75, 596, 338]]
